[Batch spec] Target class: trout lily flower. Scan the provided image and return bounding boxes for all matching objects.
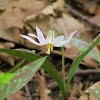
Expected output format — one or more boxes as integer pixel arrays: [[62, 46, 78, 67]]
[[20, 27, 77, 54]]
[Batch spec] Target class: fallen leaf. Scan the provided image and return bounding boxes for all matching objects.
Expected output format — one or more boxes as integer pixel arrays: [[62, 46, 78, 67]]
[[68, 97, 77, 100], [91, 15, 100, 24], [0, 8, 25, 29], [82, 0, 97, 14], [62, 13, 96, 44], [0, 42, 15, 66], [64, 47, 79, 59], [71, 0, 98, 14], [0, 20, 15, 41], [42, 0, 65, 16], [7, 90, 28, 100], [97, 42, 100, 52], [78, 95, 88, 100], [0, 0, 46, 29], [62, 13, 85, 34], [94, 4, 100, 15], [83, 56, 98, 68], [38, 73, 52, 100]]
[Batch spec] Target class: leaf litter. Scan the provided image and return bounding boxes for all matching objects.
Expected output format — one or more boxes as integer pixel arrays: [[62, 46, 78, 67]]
[[0, 0, 100, 99]]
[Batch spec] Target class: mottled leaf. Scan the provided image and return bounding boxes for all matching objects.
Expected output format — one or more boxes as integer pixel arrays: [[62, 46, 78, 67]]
[[0, 49, 65, 97], [66, 34, 100, 95], [0, 73, 16, 85], [71, 38, 100, 63], [0, 56, 47, 99]]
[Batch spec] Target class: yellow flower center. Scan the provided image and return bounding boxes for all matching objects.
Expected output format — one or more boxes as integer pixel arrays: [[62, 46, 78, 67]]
[[46, 43, 53, 54]]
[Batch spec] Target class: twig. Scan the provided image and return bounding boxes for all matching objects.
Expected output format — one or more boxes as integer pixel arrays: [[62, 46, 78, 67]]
[[66, 4, 100, 28], [47, 69, 100, 90], [25, 84, 33, 100], [75, 69, 100, 75]]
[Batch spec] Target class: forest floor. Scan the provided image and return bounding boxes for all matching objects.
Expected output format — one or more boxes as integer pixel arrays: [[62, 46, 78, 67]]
[[0, 0, 100, 100]]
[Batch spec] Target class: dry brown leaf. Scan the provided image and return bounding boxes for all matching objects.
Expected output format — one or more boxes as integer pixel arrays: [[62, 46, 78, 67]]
[[78, 95, 88, 100], [0, 0, 46, 29], [94, 4, 100, 15], [42, 0, 65, 16], [62, 13, 85, 34], [27, 15, 53, 37], [0, 20, 14, 41], [0, 20, 22, 44], [52, 0, 65, 11], [91, 15, 100, 24], [82, 0, 97, 14], [71, 0, 98, 14], [97, 42, 100, 52], [83, 56, 98, 68], [64, 47, 79, 59], [38, 73, 52, 100], [7, 90, 28, 100], [53, 17, 71, 36], [62, 13, 96, 43], [42, 5, 57, 16], [0, 8, 25, 29], [0, 42, 15, 66], [68, 97, 77, 100], [2, 42, 15, 49]]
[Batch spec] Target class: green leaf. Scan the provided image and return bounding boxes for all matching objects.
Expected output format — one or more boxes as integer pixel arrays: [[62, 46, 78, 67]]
[[66, 34, 100, 95], [0, 73, 16, 85], [71, 38, 100, 63], [90, 89, 100, 100], [0, 49, 65, 98], [0, 56, 47, 99]]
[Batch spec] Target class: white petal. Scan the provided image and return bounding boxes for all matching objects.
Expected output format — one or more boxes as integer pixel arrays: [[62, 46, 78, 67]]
[[20, 34, 42, 46], [46, 30, 55, 43], [45, 38, 49, 44], [28, 33, 40, 42], [28, 33, 47, 45], [28, 33, 39, 39], [36, 27, 45, 43], [59, 30, 77, 46], [51, 36, 64, 47]]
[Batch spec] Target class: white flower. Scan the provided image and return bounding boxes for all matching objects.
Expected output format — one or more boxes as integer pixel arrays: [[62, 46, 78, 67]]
[[20, 27, 77, 54]]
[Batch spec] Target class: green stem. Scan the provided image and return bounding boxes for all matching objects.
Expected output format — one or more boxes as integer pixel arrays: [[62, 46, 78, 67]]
[[54, 27, 67, 99], [8, 59, 25, 73], [61, 47, 66, 93]]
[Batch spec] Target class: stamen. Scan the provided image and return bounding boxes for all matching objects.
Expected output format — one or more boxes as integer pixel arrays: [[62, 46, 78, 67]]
[[51, 44, 53, 51], [46, 43, 53, 54], [46, 43, 51, 54]]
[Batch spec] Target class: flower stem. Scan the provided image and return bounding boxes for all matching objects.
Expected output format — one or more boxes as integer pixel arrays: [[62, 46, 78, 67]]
[[54, 27, 67, 99], [61, 46, 66, 94]]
